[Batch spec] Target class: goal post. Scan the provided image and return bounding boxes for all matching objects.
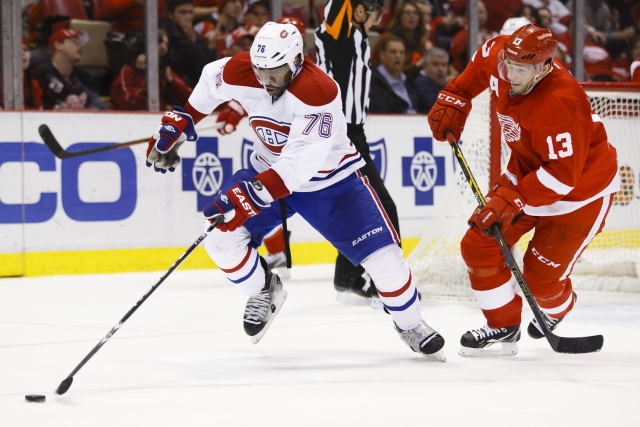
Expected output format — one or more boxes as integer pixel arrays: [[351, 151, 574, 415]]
[[408, 83, 640, 298]]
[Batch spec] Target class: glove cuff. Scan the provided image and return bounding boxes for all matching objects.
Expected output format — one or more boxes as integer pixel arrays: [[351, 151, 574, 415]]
[[227, 100, 246, 116], [255, 169, 290, 201], [436, 90, 472, 114], [494, 186, 526, 210]]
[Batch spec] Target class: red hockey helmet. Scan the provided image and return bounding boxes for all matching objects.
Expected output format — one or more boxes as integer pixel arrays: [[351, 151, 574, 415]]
[[503, 23, 557, 65], [277, 16, 306, 37]]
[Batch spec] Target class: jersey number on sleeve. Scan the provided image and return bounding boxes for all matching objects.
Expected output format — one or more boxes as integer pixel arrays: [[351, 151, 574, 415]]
[[303, 113, 333, 138], [546, 132, 573, 159]]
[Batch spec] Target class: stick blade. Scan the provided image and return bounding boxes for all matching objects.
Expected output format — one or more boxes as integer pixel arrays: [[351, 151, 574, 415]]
[[553, 335, 604, 354], [56, 377, 74, 395], [38, 124, 71, 159]]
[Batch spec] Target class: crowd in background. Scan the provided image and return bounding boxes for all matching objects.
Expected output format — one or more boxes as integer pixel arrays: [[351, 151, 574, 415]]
[[7, 0, 640, 112]]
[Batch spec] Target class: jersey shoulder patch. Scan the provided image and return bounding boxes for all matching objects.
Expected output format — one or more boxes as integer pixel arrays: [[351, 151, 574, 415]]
[[222, 52, 262, 89], [287, 62, 339, 107]]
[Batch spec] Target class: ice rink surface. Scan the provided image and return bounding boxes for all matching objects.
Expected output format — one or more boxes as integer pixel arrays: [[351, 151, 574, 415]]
[[1, 264, 639, 427]]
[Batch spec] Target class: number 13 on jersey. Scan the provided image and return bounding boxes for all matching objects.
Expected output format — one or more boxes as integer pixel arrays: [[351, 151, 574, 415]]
[[546, 132, 573, 159]]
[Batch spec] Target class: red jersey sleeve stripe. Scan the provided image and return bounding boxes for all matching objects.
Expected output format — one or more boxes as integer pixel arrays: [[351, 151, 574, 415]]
[[184, 101, 208, 125]]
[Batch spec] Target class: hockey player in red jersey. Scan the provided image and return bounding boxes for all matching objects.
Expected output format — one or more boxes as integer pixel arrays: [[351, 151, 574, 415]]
[[145, 22, 445, 359], [428, 24, 619, 356]]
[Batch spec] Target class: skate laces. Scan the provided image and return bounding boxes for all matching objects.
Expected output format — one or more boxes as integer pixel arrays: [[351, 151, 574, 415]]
[[244, 288, 271, 325], [470, 325, 505, 340], [533, 312, 559, 331]]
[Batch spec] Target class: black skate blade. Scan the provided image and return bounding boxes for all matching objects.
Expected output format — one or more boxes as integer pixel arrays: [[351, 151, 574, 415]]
[[56, 377, 73, 395], [549, 334, 603, 354]]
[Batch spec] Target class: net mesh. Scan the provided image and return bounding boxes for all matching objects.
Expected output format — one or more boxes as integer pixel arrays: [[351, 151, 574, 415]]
[[408, 88, 640, 298]]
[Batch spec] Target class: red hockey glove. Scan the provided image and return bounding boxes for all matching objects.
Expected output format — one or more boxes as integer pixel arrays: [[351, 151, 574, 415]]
[[428, 89, 472, 143], [203, 179, 271, 232], [469, 185, 526, 234], [216, 100, 247, 135], [146, 106, 198, 173]]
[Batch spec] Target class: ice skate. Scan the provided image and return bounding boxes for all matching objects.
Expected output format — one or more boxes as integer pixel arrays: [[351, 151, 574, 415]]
[[263, 251, 290, 279], [243, 271, 287, 344], [335, 273, 382, 309], [395, 320, 446, 361], [459, 325, 520, 357], [528, 292, 577, 339]]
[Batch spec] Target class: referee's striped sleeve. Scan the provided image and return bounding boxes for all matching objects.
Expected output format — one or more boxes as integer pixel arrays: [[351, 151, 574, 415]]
[[314, 0, 371, 126]]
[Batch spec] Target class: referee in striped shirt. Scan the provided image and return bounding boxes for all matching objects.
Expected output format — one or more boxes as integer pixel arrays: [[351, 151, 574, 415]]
[[315, 0, 402, 303]]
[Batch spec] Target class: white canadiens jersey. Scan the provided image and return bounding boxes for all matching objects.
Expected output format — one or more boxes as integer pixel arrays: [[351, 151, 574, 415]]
[[188, 52, 365, 194]]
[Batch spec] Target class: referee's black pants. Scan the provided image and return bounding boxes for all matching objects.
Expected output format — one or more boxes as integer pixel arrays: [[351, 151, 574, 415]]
[[334, 124, 401, 289]]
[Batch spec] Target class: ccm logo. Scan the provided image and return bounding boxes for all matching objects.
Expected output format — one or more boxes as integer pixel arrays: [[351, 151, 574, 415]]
[[232, 187, 258, 216], [514, 198, 525, 209], [438, 93, 467, 107], [164, 111, 183, 121], [532, 247, 561, 268]]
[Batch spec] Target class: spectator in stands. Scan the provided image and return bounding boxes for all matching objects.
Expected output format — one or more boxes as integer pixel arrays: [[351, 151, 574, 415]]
[[215, 0, 244, 34], [522, 0, 570, 35], [557, 17, 627, 81], [103, 0, 167, 34], [369, 35, 426, 114], [195, 0, 244, 53], [33, 29, 107, 110], [193, 0, 218, 22], [244, 0, 270, 28], [449, 0, 497, 72], [476, 0, 524, 34], [630, 36, 640, 82], [415, 0, 434, 50], [219, 26, 255, 57], [161, 0, 217, 87], [535, 7, 552, 29], [610, 33, 640, 81], [430, 8, 465, 54], [110, 29, 192, 111], [0, 38, 43, 110], [567, 0, 635, 59], [516, 4, 539, 25], [414, 47, 448, 110], [374, 0, 428, 78]]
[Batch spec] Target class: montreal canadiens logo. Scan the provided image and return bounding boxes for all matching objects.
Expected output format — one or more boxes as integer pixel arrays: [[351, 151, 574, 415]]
[[250, 117, 291, 154]]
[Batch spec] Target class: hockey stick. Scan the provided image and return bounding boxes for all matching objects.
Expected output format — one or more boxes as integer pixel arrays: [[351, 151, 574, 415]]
[[447, 133, 603, 354], [38, 122, 223, 160], [55, 216, 224, 395]]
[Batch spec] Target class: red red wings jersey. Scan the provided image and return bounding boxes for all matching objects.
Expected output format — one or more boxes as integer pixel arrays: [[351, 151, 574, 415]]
[[188, 52, 364, 197], [446, 35, 619, 216]]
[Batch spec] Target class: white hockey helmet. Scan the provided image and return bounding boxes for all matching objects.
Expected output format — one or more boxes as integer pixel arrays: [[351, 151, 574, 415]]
[[250, 21, 304, 88], [500, 17, 532, 35]]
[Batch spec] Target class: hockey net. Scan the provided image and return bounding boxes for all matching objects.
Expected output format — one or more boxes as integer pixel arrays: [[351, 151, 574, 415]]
[[408, 83, 640, 298]]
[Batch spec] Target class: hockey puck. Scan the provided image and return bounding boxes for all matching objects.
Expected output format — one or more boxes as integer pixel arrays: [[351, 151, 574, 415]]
[[25, 395, 45, 403]]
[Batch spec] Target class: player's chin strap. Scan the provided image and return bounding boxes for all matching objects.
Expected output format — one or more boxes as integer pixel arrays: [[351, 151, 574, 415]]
[[279, 199, 292, 269]]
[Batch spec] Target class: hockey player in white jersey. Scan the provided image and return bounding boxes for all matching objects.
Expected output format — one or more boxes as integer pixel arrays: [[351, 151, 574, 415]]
[[145, 22, 445, 358]]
